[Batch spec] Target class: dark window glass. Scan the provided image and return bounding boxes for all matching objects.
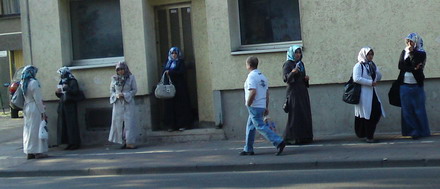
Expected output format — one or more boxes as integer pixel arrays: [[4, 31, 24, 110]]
[[238, 0, 301, 45], [70, 0, 123, 60], [1, 0, 20, 15]]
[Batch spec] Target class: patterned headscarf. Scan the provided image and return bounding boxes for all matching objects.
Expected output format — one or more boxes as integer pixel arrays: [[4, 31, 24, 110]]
[[57, 66, 75, 85], [286, 45, 302, 61], [405, 33, 425, 52], [21, 65, 39, 94], [165, 47, 182, 71], [113, 61, 131, 87]]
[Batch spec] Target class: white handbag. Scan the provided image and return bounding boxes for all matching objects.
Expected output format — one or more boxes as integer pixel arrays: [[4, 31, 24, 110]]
[[39, 120, 49, 140], [155, 73, 176, 99]]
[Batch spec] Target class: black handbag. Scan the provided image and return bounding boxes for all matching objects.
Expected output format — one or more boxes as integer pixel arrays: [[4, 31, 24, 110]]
[[388, 80, 401, 107], [343, 65, 363, 104], [342, 76, 361, 104]]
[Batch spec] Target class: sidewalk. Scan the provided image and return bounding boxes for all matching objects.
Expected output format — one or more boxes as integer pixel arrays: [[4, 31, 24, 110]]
[[1, 115, 440, 177]]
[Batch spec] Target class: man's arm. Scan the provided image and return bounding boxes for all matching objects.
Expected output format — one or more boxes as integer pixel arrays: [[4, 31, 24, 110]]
[[265, 90, 269, 116], [246, 89, 256, 107]]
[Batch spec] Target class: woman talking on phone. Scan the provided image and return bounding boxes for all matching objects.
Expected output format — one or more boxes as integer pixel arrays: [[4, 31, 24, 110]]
[[398, 33, 430, 139], [282, 45, 313, 145]]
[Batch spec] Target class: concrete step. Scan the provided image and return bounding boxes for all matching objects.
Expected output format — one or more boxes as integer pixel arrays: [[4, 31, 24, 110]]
[[146, 128, 226, 143]]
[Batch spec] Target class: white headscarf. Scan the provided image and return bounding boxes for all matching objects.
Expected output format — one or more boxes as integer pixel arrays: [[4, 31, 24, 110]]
[[357, 46, 372, 63]]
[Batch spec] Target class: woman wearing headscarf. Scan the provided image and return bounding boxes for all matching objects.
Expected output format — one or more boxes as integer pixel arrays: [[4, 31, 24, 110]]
[[353, 47, 385, 143], [162, 47, 193, 132], [55, 66, 81, 150], [21, 65, 48, 159], [282, 45, 313, 145], [398, 33, 430, 139], [109, 61, 138, 149]]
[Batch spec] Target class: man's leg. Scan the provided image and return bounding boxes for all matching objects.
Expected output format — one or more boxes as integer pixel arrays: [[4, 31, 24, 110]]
[[243, 112, 256, 154], [248, 107, 283, 148]]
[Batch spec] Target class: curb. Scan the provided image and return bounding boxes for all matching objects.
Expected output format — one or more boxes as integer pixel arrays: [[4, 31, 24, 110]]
[[2, 158, 440, 178]]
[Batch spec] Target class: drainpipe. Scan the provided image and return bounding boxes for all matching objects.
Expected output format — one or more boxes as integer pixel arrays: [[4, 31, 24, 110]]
[[23, 0, 33, 65]]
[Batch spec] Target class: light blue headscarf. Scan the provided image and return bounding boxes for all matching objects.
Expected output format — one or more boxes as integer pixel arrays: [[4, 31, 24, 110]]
[[57, 66, 75, 85], [21, 65, 39, 94], [286, 45, 303, 61], [405, 33, 425, 52], [165, 47, 182, 71]]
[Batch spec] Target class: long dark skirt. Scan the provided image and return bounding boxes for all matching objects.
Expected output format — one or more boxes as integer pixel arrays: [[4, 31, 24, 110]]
[[284, 85, 313, 144], [355, 92, 382, 140], [57, 101, 81, 145]]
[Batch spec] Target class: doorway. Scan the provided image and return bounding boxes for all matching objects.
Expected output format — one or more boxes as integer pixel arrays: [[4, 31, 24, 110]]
[[154, 4, 198, 130]]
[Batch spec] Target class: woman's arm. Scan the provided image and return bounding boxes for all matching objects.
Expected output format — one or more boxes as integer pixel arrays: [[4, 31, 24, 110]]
[[398, 50, 414, 72], [283, 61, 298, 84], [168, 60, 186, 75], [123, 75, 138, 103], [109, 77, 117, 104], [353, 63, 373, 86]]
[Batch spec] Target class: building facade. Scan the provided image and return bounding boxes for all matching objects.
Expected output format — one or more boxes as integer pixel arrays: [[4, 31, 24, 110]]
[[0, 0, 23, 111], [21, 0, 440, 145]]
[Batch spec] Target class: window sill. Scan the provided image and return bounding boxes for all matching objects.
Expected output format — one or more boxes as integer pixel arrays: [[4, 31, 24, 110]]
[[68, 63, 116, 70], [231, 41, 302, 56], [69, 57, 123, 70]]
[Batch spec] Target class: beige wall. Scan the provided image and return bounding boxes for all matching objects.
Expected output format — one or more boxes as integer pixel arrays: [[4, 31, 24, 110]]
[[204, 0, 440, 91]]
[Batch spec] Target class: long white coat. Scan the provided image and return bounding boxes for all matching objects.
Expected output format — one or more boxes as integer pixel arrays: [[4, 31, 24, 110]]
[[108, 75, 138, 144], [23, 79, 48, 154], [353, 63, 386, 119]]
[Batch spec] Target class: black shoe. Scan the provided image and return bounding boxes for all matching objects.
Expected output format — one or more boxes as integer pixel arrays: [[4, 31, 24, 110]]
[[276, 141, 286, 156], [27, 154, 35, 160], [69, 144, 80, 150], [412, 136, 420, 140], [64, 145, 72, 150], [120, 144, 127, 149], [365, 139, 378, 143], [239, 151, 255, 156]]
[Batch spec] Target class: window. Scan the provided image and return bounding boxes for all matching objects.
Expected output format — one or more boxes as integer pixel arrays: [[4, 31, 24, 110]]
[[0, 0, 20, 16], [70, 0, 123, 65], [238, 0, 301, 46]]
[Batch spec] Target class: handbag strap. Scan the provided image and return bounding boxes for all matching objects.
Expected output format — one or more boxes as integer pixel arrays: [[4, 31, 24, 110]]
[[161, 72, 173, 85]]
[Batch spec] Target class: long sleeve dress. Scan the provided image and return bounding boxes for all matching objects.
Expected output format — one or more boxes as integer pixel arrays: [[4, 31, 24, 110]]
[[163, 59, 193, 130], [23, 79, 48, 154], [108, 74, 138, 144], [282, 60, 313, 144], [56, 78, 81, 146]]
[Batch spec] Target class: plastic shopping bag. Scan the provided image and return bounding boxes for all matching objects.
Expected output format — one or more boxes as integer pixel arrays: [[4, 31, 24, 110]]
[[39, 120, 49, 140]]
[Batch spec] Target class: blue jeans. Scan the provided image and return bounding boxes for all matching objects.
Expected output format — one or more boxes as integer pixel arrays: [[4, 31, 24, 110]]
[[400, 84, 430, 137], [243, 107, 283, 152]]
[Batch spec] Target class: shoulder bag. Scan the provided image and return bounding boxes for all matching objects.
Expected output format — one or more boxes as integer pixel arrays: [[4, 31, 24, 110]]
[[388, 79, 401, 107], [11, 83, 24, 109], [155, 73, 176, 99], [342, 65, 363, 104]]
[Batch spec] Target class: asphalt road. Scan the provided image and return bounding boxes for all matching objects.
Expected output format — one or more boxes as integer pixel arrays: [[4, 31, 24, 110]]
[[1, 167, 440, 189]]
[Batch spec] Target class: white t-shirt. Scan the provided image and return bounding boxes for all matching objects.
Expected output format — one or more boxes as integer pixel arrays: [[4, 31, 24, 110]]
[[244, 69, 268, 108]]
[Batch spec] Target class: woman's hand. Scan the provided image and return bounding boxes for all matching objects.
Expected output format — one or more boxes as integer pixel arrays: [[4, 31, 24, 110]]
[[291, 68, 299, 73], [41, 113, 47, 121], [372, 81, 377, 86], [304, 75, 310, 81], [415, 63, 423, 70], [56, 88, 62, 94]]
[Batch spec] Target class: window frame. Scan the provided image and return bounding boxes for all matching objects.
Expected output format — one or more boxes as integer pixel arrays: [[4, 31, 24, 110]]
[[0, 0, 21, 17], [68, 0, 124, 67], [229, 0, 303, 55]]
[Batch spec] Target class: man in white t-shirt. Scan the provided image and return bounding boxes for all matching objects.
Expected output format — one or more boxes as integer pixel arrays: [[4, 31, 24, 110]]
[[240, 56, 286, 156]]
